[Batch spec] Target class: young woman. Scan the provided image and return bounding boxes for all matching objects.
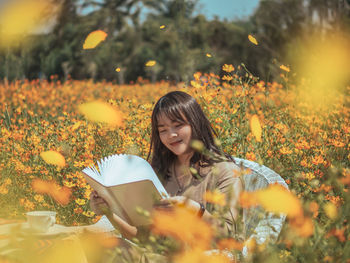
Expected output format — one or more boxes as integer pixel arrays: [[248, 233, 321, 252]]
[[90, 91, 243, 241]]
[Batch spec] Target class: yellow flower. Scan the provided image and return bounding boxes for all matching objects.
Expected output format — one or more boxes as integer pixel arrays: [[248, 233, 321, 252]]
[[152, 206, 213, 249], [222, 64, 234, 73], [280, 65, 290, 72], [75, 198, 86, 206], [324, 202, 337, 219], [204, 190, 226, 206], [221, 75, 233, 81]]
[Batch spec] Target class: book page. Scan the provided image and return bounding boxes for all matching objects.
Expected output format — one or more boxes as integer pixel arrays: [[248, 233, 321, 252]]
[[83, 154, 168, 198]]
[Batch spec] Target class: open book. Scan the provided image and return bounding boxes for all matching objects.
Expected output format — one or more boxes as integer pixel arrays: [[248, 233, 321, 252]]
[[82, 154, 169, 227]]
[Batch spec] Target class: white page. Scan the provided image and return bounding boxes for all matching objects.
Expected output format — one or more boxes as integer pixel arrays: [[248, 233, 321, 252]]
[[82, 154, 168, 198]]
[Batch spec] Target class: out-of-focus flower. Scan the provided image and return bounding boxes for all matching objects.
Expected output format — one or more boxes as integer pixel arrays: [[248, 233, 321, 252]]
[[280, 65, 290, 72], [222, 64, 235, 73], [204, 190, 226, 206], [324, 202, 337, 219], [152, 206, 213, 249], [32, 179, 71, 206], [217, 238, 243, 250]]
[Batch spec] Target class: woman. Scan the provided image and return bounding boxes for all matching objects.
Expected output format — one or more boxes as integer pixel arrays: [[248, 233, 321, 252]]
[[90, 91, 243, 242]]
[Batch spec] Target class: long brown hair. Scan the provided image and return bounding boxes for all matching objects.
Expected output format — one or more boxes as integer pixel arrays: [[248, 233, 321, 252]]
[[147, 91, 233, 181]]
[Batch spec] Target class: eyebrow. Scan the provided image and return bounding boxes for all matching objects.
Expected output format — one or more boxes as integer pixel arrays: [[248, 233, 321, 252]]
[[157, 120, 181, 127]]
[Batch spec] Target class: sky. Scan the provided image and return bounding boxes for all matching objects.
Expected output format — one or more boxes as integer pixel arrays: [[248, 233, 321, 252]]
[[196, 0, 260, 20]]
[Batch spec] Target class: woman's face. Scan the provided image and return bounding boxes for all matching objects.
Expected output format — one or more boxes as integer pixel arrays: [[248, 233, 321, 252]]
[[157, 113, 193, 157]]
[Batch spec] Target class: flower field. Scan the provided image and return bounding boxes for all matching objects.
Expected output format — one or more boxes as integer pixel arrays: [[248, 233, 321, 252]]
[[0, 68, 349, 262]]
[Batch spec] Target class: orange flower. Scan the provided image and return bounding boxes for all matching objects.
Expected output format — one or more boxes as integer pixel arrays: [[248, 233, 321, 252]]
[[32, 179, 71, 206], [241, 184, 303, 218], [204, 190, 226, 206], [222, 64, 235, 73], [279, 65, 290, 72], [174, 247, 230, 263], [308, 201, 319, 218], [217, 238, 243, 250], [152, 206, 213, 249], [289, 216, 314, 237], [312, 155, 324, 165]]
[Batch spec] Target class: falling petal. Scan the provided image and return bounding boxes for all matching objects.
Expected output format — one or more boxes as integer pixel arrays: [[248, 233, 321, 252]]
[[145, 60, 156, 67], [248, 34, 258, 45], [83, 30, 108, 49], [40, 151, 66, 167], [250, 114, 262, 142], [78, 101, 123, 127]]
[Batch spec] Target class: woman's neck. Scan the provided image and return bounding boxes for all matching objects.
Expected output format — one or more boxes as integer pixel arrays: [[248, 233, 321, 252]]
[[176, 151, 194, 167]]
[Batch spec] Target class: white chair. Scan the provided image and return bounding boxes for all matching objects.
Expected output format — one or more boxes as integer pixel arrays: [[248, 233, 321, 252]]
[[232, 157, 288, 256]]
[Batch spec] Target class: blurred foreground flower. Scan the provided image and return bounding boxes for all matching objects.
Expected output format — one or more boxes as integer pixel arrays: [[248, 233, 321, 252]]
[[32, 179, 72, 205], [78, 101, 123, 127], [40, 151, 66, 167], [174, 247, 231, 263], [83, 30, 108, 49], [248, 34, 258, 45], [0, 0, 53, 45], [204, 190, 226, 206], [152, 206, 213, 249], [249, 114, 262, 142], [240, 184, 303, 217]]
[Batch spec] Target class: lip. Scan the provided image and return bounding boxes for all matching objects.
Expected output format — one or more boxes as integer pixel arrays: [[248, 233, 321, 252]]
[[170, 140, 182, 146]]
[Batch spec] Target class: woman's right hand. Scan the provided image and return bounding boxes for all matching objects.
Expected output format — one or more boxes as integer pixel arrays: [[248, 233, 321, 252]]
[[89, 191, 109, 215]]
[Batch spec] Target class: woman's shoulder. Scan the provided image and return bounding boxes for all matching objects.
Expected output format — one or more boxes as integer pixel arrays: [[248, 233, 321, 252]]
[[212, 160, 240, 176]]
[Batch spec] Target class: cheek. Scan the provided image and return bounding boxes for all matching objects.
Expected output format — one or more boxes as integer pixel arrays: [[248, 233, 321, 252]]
[[159, 133, 167, 144]]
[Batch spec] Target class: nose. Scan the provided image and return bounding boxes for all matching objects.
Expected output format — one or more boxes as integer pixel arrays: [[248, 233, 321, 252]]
[[169, 127, 178, 138]]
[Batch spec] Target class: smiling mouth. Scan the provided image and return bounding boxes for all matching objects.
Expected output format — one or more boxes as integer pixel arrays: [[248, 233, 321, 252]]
[[170, 140, 182, 146]]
